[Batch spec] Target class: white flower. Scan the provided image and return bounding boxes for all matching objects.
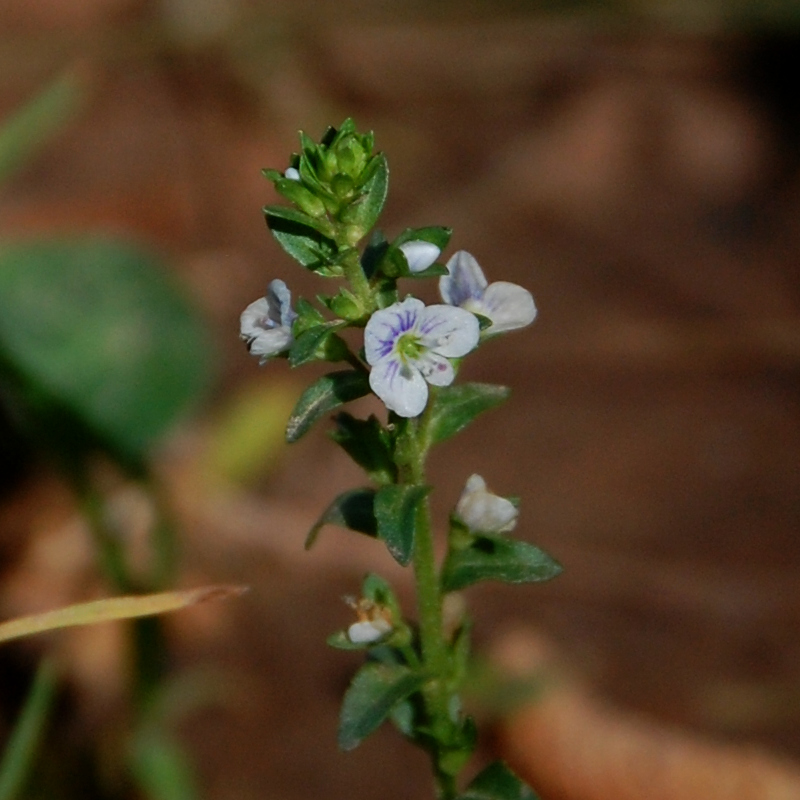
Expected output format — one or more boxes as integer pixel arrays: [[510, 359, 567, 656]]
[[455, 474, 518, 533], [348, 618, 392, 644], [398, 240, 441, 273], [439, 250, 536, 335], [284, 166, 301, 181], [365, 297, 479, 418], [239, 279, 297, 363]]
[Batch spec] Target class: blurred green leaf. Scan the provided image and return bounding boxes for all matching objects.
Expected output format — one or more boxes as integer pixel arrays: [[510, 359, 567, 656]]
[[0, 238, 213, 462], [0, 660, 57, 800], [0, 70, 87, 186], [458, 762, 539, 800], [338, 662, 426, 751], [442, 534, 562, 592], [130, 732, 198, 800]]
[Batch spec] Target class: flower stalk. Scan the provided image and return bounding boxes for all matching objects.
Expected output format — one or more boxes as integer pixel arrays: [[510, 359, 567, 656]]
[[241, 119, 562, 800]]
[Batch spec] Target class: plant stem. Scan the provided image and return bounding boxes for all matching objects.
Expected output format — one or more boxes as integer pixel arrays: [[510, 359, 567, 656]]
[[77, 480, 131, 593], [341, 248, 373, 311], [404, 418, 458, 800]]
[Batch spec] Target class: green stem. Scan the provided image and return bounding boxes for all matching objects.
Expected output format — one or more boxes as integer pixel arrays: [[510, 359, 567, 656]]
[[0, 659, 58, 800], [402, 417, 458, 800], [141, 470, 179, 590], [76, 480, 132, 593], [341, 248, 373, 311]]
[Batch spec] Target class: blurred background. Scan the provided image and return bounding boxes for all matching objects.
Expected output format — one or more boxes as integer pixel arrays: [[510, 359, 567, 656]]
[[1, 1, 800, 798]]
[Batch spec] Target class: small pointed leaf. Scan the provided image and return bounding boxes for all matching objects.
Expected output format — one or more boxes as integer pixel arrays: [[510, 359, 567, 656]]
[[442, 534, 562, 592], [338, 663, 425, 751], [427, 384, 510, 445], [346, 153, 388, 236], [285, 370, 370, 442], [288, 323, 348, 368], [305, 488, 376, 549], [264, 206, 338, 273], [374, 484, 430, 566]]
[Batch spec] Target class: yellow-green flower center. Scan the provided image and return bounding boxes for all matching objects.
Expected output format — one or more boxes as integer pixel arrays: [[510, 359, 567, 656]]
[[396, 332, 424, 362]]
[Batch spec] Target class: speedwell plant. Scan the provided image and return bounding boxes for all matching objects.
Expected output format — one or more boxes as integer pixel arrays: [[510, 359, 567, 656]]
[[240, 120, 561, 800]]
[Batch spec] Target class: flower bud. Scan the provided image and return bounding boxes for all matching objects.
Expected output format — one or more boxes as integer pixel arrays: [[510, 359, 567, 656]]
[[455, 474, 517, 533], [399, 240, 441, 274]]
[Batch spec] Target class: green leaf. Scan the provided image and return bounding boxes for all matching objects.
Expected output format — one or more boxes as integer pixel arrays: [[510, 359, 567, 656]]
[[442, 534, 562, 593], [288, 323, 348, 367], [330, 413, 397, 484], [393, 226, 452, 251], [0, 70, 87, 186], [0, 659, 57, 800], [338, 663, 426, 751], [0, 238, 213, 461], [374, 484, 430, 566], [426, 383, 510, 445], [272, 177, 326, 218], [285, 369, 370, 442], [292, 297, 326, 337], [265, 206, 338, 273], [344, 153, 388, 237], [361, 230, 389, 279], [459, 762, 539, 800], [305, 488, 376, 549], [130, 732, 198, 800]]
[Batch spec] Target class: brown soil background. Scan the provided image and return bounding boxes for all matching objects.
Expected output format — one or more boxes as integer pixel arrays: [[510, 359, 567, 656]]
[[1, 2, 800, 798]]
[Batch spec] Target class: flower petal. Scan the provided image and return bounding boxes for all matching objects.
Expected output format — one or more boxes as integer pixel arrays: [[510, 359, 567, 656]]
[[416, 351, 455, 387], [239, 297, 273, 341], [348, 619, 391, 644], [399, 240, 441, 273], [456, 474, 518, 533], [479, 281, 537, 334], [284, 167, 301, 181], [439, 250, 488, 307], [267, 278, 297, 328], [369, 356, 428, 417], [247, 327, 294, 361], [364, 297, 424, 366], [417, 304, 479, 358]]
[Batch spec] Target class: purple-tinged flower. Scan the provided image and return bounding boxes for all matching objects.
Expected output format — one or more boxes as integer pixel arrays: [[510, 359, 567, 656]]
[[364, 297, 479, 417], [455, 474, 518, 534], [239, 279, 297, 363], [399, 240, 441, 273], [439, 251, 536, 335], [284, 167, 301, 181]]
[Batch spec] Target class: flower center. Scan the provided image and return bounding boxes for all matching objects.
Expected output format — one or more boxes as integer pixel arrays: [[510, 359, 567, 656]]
[[396, 332, 424, 362]]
